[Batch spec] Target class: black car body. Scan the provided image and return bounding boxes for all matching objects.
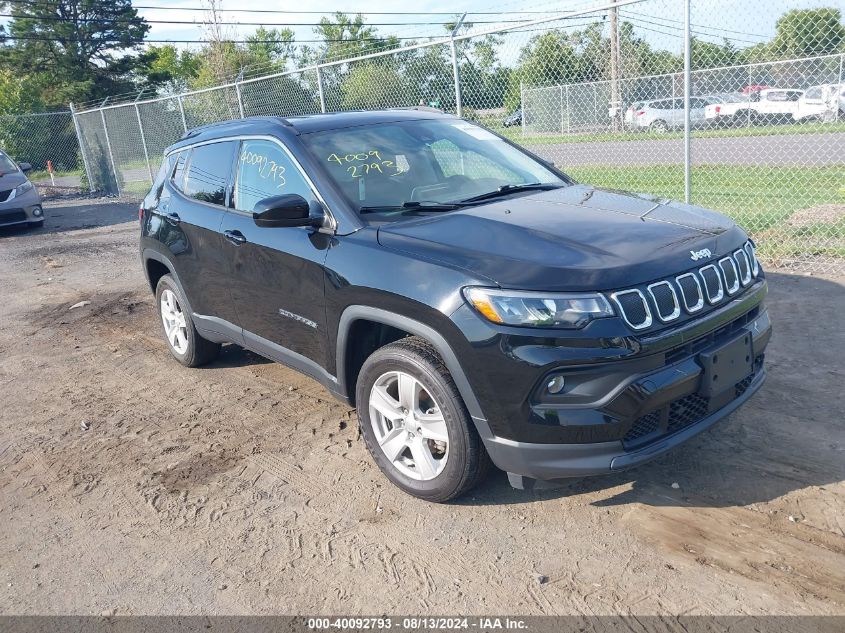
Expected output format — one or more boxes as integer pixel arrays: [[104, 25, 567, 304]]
[[140, 110, 770, 500]]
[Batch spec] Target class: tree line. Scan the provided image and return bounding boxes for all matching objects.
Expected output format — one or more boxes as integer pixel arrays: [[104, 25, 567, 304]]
[[0, 1, 843, 117]]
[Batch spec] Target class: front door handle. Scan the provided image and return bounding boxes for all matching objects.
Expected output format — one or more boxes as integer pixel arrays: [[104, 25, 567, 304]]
[[224, 229, 247, 245]]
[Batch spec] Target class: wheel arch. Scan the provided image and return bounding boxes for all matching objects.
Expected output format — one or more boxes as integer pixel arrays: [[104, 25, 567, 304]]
[[336, 306, 486, 423]]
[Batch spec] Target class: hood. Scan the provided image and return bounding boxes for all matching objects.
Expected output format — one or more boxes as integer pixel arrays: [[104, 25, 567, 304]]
[[0, 170, 27, 190], [376, 184, 747, 291]]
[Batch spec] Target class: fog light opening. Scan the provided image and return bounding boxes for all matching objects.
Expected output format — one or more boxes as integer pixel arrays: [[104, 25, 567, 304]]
[[546, 375, 566, 394], [33, 206, 43, 217]]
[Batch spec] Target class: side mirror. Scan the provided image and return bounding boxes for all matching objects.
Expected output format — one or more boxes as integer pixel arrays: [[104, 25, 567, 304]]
[[18, 162, 32, 173], [253, 194, 322, 228]]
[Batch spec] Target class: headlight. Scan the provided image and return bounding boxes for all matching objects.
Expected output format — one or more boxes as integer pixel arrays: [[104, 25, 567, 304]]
[[463, 287, 614, 328], [8, 181, 33, 201]]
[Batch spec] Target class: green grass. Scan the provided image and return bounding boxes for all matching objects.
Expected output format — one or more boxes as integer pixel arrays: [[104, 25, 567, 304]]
[[565, 164, 845, 261], [477, 117, 845, 146], [29, 168, 83, 183]]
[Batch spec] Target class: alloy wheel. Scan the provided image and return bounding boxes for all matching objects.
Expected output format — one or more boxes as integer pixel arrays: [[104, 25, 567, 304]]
[[368, 370, 449, 481], [160, 288, 189, 355]]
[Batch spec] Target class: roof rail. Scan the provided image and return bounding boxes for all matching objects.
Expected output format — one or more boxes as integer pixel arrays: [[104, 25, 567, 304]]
[[388, 106, 446, 114]]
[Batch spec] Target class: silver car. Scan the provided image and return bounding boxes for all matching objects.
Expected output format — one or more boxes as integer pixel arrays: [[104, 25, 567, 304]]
[[0, 149, 43, 228], [627, 96, 720, 132]]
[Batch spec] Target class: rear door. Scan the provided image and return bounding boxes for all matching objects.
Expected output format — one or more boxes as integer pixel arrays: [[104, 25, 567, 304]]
[[158, 140, 240, 325], [221, 137, 331, 367]]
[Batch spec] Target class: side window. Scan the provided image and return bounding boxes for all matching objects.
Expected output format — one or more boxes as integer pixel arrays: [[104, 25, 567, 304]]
[[805, 86, 822, 100], [234, 139, 313, 213], [182, 141, 237, 205], [172, 151, 188, 191]]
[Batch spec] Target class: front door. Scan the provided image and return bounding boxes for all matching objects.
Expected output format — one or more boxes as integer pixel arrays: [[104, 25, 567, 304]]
[[221, 138, 331, 368]]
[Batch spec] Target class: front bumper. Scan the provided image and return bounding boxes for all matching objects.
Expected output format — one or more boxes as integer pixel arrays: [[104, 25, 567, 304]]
[[456, 280, 772, 483], [0, 187, 43, 227], [485, 365, 766, 485]]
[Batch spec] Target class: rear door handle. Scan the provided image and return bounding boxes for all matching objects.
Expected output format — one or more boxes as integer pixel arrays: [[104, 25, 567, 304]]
[[224, 229, 247, 245]]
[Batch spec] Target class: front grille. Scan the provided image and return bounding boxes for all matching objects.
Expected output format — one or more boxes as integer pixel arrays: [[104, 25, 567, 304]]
[[0, 210, 27, 224], [676, 273, 704, 313], [623, 411, 660, 443], [607, 241, 760, 332], [611, 289, 651, 330], [699, 265, 724, 304], [666, 393, 709, 433], [648, 281, 680, 322], [719, 257, 740, 295]]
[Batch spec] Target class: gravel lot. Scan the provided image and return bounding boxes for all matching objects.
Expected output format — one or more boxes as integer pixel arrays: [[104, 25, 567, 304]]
[[1, 197, 844, 616]]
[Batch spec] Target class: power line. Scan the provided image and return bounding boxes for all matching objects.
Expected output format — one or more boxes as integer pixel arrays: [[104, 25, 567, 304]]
[[621, 10, 770, 42], [0, 12, 541, 27], [0, 0, 572, 15]]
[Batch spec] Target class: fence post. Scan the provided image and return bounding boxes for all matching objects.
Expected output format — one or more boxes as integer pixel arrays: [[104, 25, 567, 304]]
[[559, 86, 565, 135], [316, 65, 327, 113], [450, 13, 467, 117], [99, 109, 121, 197], [520, 81, 526, 138], [682, 0, 691, 204], [134, 103, 154, 184], [565, 85, 571, 134], [177, 95, 188, 133], [69, 102, 95, 193], [235, 82, 245, 119]]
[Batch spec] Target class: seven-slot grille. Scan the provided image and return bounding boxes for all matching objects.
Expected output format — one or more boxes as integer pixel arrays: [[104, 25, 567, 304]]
[[609, 240, 759, 331]]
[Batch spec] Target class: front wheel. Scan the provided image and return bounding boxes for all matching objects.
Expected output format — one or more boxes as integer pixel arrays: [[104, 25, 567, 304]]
[[355, 336, 490, 502]]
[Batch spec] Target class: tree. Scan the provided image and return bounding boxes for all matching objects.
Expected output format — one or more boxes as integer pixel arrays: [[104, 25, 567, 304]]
[[770, 8, 845, 59], [137, 45, 200, 94], [0, 0, 149, 107], [341, 63, 411, 109]]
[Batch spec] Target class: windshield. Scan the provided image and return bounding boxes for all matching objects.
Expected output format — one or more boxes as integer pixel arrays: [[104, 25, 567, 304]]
[[301, 118, 568, 220], [0, 151, 19, 175]]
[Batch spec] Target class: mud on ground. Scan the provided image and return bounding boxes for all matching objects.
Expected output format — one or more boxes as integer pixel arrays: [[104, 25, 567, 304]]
[[0, 198, 844, 615]]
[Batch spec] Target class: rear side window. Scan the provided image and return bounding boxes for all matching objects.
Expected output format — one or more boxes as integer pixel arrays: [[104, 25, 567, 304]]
[[172, 151, 188, 190], [182, 141, 237, 206]]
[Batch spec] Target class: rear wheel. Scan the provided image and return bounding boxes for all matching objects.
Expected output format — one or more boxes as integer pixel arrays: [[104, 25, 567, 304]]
[[649, 119, 668, 133], [355, 336, 490, 502], [155, 275, 220, 367]]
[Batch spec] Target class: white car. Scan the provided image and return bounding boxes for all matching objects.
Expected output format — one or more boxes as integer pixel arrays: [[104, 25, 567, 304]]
[[626, 96, 721, 132], [704, 88, 804, 126], [794, 84, 845, 122]]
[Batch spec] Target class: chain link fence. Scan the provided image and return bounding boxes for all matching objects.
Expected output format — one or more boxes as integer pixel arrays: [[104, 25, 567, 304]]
[[36, 0, 842, 274], [0, 111, 83, 191]]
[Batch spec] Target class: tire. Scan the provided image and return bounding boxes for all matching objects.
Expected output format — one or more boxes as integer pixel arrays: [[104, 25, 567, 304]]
[[649, 119, 668, 133], [155, 274, 220, 367], [355, 336, 490, 503]]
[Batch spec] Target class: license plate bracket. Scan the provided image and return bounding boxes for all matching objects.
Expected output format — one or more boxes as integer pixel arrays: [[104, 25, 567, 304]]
[[698, 330, 753, 397]]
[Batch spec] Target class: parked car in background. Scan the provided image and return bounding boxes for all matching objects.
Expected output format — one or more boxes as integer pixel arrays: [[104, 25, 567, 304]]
[[704, 88, 804, 127], [628, 96, 722, 132], [502, 108, 522, 127], [0, 150, 43, 229], [794, 83, 845, 122]]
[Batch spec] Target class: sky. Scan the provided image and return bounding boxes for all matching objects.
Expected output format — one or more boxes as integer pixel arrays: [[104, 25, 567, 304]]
[[0, 0, 835, 66]]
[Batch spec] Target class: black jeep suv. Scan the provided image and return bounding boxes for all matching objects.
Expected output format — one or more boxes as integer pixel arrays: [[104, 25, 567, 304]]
[[140, 110, 771, 502]]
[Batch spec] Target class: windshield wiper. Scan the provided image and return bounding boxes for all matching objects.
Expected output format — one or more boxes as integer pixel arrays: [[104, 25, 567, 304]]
[[359, 201, 466, 214], [458, 182, 564, 204]]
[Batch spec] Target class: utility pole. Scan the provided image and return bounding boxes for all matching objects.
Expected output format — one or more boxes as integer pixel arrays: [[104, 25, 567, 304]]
[[609, 0, 621, 130]]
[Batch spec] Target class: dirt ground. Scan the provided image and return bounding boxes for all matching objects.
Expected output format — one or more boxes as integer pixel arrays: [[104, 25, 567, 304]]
[[0, 197, 844, 616]]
